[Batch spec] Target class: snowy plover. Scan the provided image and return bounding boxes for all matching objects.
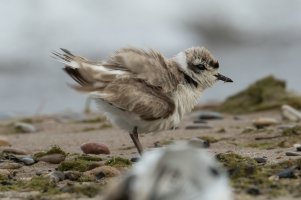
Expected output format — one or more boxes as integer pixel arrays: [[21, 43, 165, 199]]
[[53, 47, 232, 154], [102, 142, 233, 200]]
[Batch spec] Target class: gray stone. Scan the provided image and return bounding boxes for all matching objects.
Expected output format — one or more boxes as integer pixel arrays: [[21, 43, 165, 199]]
[[14, 122, 37, 133]]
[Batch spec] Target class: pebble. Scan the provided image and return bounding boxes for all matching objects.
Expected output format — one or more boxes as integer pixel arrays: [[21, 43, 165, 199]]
[[0, 136, 11, 146], [188, 137, 210, 148], [64, 171, 82, 181], [254, 157, 267, 164], [19, 157, 36, 165], [47, 171, 65, 182], [185, 125, 212, 130], [130, 157, 140, 163], [37, 153, 66, 164], [2, 148, 28, 155], [0, 169, 10, 176], [281, 104, 301, 122], [0, 162, 23, 169], [285, 152, 301, 156], [253, 117, 278, 129], [246, 187, 261, 196], [198, 111, 223, 120], [278, 167, 296, 179], [80, 142, 110, 155], [84, 166, 120, 178], [14, 122, 37, 133], [193, 120, 207, 124]]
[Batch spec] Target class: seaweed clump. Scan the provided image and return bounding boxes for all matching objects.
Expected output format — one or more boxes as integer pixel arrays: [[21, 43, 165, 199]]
[[217, 153, 301, 197], [105, 157, 132, 168], [58, 154, 102, 172], [217, 76, 301, 114], [282, 125, 301, 136], [33, 146, 67, 160]]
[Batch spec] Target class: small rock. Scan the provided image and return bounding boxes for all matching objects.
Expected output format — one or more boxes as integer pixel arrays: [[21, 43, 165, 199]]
[[296, 145, 301, 152], [216, 128, 226, 133], [0, 162, 23, 169], [254, 157, 267, 164], [246, 187, 261, 196], [185, 125, 212, 130], [2, 148, 28, 155], [37, 153, 66, 164], [19, 157, 36, 165], [0, 169, 11, 176], [188, 137, 210, 148], [281, 104, 301, 122], [80, 142, 110, 155], [193, 120, 207, 124], [198, 111, 223, 120], [64, 171, 82, 181], [278, 167, 296, 178], [253, 118, 278, 129], [14, 122, 37, 133], [47, 171, 65, 182], [285, 152, 301, 156], [84, 166, 120, 178], [130, 157, 139, 163], [0, 136, 11, 146]]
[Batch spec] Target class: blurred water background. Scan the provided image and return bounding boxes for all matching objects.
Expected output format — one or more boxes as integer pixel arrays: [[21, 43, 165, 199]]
[[0, 0, 300, 116]]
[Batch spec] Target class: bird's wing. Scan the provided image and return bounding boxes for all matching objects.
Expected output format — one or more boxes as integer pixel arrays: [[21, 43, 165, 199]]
[[96, 78, 175, 121], [104, 48, 183, 93]]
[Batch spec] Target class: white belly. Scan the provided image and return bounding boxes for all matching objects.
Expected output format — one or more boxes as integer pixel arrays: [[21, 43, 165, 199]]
[[93, 84, 202, 134]]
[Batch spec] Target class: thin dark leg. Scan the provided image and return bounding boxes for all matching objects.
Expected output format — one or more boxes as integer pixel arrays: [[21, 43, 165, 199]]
[[129, 127, 143, 155]]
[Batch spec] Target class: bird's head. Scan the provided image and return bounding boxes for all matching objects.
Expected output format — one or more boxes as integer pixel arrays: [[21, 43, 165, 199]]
[[174, 46, 233, 89]]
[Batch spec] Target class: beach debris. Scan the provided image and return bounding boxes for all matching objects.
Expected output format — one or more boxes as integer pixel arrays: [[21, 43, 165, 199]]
[[14, 122, 37, 133], [0, 162, 23, 169], [84, 166, 120, 178], [188, 137, 210, 148], [281, 104, 301, 122], [285, 152, 301, 156], [277, 167, 297, 179], [198, 111, 223, 120], [0, 136, 10, 146], [254, 157, 267, 164], [217, 75, 301, 114], [185, 125, 212, 130], [2, 148, 28, 155], [80, 142, 110, 155], [253, 117, 278, 129], [47, 171, 65, 183]]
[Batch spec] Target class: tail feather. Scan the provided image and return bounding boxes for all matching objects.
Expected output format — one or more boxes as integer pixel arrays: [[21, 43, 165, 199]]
[[63, 67, 90, 86]]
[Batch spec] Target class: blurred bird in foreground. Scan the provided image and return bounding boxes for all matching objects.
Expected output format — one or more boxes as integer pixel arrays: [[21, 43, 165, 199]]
[[102, 142, 233, 200], [52, 47, 233, 154]]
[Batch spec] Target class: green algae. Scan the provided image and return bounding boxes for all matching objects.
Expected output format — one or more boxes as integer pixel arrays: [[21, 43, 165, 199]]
[[217, 75, 301, 114], [105, 157, 132, 168], [58, 155, 101, 172], [217, 153, 301, 197], [282, 125, 301, 136]]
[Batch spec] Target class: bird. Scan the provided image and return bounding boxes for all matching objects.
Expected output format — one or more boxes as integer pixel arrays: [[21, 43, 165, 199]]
[[52, 47, 233, 154], [101, 142, 233, 200]]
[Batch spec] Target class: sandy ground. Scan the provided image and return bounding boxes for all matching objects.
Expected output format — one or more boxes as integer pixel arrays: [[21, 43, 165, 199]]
[[0, 109, 300, 200]]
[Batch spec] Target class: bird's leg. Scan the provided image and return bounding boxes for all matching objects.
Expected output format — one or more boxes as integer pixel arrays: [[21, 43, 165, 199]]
[[129, 126, 143, 155]]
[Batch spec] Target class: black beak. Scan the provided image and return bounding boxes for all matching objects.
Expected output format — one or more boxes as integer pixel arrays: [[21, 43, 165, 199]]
[[215, 73, 233, 83]]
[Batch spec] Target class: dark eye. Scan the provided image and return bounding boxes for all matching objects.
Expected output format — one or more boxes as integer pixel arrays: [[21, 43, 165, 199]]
[[196, 64, 206, 70]]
